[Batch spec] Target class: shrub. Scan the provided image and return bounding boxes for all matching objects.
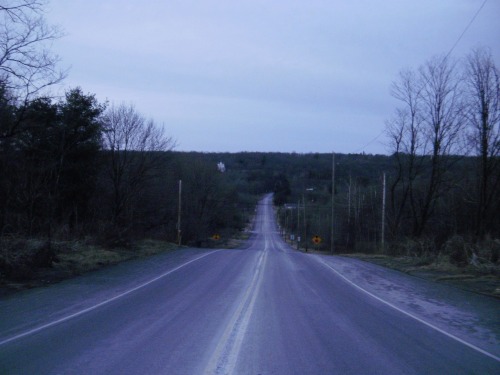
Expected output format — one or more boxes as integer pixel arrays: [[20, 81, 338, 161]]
[[388, 237, 436, 257], [0, 239, 57, 280], [441, 235, 470, 266], [477, 237, 500, 264], [354, 241, 377, 254]]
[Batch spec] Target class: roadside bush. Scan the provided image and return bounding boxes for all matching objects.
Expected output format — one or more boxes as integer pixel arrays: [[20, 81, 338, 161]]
[[441, 235, 470, 266], [354, 241, 377, 254], [388, 237, 436, 257], [491, 240, 500, 264], [95, 223, 133, 249], [477, 237, 500, 264], [439, 236, 500, 269], [0, 239, 57, 280]]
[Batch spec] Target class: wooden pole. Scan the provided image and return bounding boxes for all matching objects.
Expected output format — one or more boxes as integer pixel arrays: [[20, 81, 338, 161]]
[[331, 152, 335, 254], [381, 172, 386, 252], [297, 200, 300, 250], [177, 180, 182, 246]]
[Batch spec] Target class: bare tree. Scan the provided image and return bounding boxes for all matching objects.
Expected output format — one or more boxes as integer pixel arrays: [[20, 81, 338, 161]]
[[101, 103, 175, 231], [0, 0, 65, 100], [386, 69, 426, 238], [464, 47, 500, 238], [413, 56, 465, 237], [387, 56, 465, 239]]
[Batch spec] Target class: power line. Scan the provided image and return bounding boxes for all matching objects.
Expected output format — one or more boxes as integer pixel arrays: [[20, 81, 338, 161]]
[[445, 0, 487, 59], [355, 1, 488, 156], [353, 129, 385, 154]]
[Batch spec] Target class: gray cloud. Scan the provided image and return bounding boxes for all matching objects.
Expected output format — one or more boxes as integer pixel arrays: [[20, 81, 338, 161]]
[[48, 0, 500, 153]]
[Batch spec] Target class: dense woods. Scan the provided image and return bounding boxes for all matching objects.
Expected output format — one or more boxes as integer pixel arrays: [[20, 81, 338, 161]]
[[0, 89, 254, 248]]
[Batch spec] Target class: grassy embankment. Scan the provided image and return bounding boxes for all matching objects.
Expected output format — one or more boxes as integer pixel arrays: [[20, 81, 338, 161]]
[[0, 222, 255, 294], [343, 253, 500, 298], [286, 236, 500, 298], [3, 229, 498, 299], [0, 238, 177, 293]]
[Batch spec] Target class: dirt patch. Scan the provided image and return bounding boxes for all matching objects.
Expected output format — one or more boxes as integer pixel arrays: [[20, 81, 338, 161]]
[[341, 253, 500, 299]]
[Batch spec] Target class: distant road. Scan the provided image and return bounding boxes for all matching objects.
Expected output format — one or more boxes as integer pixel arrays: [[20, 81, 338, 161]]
[[1, 194, 499, 374]]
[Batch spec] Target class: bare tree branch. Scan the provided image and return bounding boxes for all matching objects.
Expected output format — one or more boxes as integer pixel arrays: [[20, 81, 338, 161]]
[[464, 47, 500, 237], [386, 55, 466, 239], [101, 103, 176, 227], [0, 0, 66, 102]]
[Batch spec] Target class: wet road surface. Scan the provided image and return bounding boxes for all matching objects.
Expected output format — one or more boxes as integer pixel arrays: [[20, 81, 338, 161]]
[[1, 194, 499, 374]]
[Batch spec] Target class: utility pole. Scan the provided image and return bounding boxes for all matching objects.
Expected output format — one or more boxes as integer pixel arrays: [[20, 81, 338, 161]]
[[177, 179, 182, 246], [285, 209, 289, 241], [381, 172, 386, 252], [303, 195, 308, 252], [331, 152, 335, 254], [348, 174, 352, 226], [297, 200, 300, 250]]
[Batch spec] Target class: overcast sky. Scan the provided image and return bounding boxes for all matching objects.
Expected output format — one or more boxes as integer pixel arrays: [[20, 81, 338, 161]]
[[46, 0, 500, 154]]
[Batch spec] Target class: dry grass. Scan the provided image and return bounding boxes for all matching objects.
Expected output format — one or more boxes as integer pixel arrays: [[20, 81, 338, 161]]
[[54, 247, 129, 274], [344, 253, 500, 298], [434, 274, 476, 281], [0, 238, 177, 294]]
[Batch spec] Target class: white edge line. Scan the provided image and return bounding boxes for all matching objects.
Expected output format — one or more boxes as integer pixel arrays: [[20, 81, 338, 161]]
[[316, 256, 500, 363], [0, 250, 221, 346]]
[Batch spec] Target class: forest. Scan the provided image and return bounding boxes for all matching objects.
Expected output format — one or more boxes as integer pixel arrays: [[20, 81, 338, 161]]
[[1, 93, 499, 278], [1, 1, 499, 280]]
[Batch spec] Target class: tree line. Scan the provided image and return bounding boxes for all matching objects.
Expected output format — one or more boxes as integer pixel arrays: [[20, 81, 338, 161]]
[[0, 2, 252, 259], [1, 1, 498, 269], [386, 48, 499, 243], [273, 48, 499, 264], [0, 86, 253, 246]]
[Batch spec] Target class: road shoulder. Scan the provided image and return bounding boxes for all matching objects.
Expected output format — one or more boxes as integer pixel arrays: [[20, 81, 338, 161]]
[[313, 254, 500, 359]]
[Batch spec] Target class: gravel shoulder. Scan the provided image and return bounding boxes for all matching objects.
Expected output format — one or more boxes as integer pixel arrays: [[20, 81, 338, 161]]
[[315, 253, 500, 358], [343, 253, 500, 298]]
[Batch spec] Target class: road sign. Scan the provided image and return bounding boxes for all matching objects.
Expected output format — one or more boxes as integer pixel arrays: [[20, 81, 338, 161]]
[[312, 235, 322, 245]]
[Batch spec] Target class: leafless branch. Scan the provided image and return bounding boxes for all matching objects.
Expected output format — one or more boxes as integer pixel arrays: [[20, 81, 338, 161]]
[[1, 0, 66, 101]]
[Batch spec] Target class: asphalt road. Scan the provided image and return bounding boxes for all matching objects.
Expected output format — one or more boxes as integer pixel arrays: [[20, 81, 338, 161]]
[[0, 194, 499, 374]]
